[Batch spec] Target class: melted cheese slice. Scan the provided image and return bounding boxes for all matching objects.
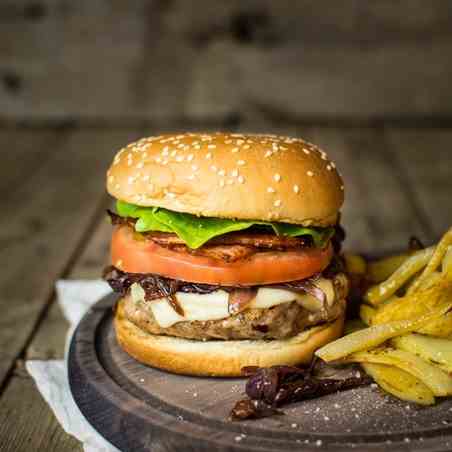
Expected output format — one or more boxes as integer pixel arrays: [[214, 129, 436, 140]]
[[131, 278, 335, 328]]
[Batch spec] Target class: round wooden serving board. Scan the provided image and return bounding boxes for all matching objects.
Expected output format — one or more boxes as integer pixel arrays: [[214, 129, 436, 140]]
[[69, 293, 452, 452]]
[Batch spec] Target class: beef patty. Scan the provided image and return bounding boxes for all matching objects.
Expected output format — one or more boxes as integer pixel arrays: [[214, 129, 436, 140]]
[[121, 294, 345, 341]]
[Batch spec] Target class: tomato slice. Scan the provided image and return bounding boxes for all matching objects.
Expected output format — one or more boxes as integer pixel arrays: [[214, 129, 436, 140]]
[[111, 226, 333, 286]]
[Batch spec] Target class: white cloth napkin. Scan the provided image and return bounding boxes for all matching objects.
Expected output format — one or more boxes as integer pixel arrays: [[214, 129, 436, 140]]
[[26, 280, 120, 452]]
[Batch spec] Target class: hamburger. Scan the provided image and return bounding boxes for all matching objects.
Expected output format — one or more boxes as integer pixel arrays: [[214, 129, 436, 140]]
[[103, 132, 348, 377]]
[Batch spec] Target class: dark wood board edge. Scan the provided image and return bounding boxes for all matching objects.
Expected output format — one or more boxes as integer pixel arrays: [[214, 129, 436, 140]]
[[68, 293, 452, 452]]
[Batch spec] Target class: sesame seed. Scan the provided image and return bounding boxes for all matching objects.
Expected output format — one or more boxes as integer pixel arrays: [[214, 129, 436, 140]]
[[320, 151, 327, 160], [161, 159, 168, 165], [225, 139, 232, 144], [274, 199, 281, 207], [218, 169, 225, 176], [142, 152, 148, 158], [205, 153, 212, 159], [142, 175, 150, 181], [219, 180, 225, 187], [236, 139, 245, 145], [170, 150, 177, 157], [264, 150, 272, 158], [187, 154, 194, 161], [127, 176, 135, 185], [273, 173, 281, 182], [331, 162, 336, 168], [162, 146, 169, 154], [237, 160, 245, 166], [340, 185, 344, 191], [191, 164, 198, 171], [194, 145, 201, 150], [166, 192, 176, 198], [326, 164, 332, 171], [243, 144, 250, 149], [114, 183, 120, 189], [127, 160, 133, 166], [267, 187, 275, 193], [293, 184, 300, 193], [155, 157, 162, 163], [307, 170, 314, 177], [226, 179, 234, 185], [136, 162, 144, 169], [176, 156, 184, 162], [208, 144, 216, 149], [238, 175, 245, 184], [231, 169, 239, 177], [188, 174, 195, 180], [231, 147, 239, 153], [210, 165, 217, 172]]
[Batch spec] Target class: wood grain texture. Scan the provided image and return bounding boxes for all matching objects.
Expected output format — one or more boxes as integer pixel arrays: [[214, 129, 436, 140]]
[[69, 293, 452, 452], [27, 210, 112, 360], [384, 128, 452, 239], [2, 1, 452, 120], [0, 363, 81, 452], [0, 129, 140, 452], [300, 127, 431, 252]]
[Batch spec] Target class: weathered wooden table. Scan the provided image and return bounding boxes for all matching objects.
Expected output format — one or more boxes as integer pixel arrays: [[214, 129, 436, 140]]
[[0, 125, 451, 451]]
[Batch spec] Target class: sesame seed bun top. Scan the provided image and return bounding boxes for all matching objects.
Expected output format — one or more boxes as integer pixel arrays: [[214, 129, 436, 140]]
[[106, 132, 344, 226]]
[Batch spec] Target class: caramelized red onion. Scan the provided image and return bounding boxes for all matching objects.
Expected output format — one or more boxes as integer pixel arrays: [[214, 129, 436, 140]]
[[230, 363, 372, 421], [228, 288, 258, 315], [103, 266, 330, 317]]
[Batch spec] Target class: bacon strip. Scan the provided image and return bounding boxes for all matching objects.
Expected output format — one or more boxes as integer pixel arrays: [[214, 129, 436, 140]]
[[149, 231, 311, 250]]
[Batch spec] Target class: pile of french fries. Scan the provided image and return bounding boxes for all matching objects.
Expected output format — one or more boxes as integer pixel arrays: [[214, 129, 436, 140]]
[[316, 227, 452, 405]]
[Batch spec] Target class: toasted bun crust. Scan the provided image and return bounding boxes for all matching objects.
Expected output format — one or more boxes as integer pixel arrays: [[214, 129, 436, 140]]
[[114, 299, 344, 377], [107, 133, 344, 226]]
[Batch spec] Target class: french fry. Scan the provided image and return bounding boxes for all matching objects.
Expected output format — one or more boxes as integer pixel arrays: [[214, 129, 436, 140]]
[[360, 304, 377, 325], [347, 348, 452, 396], [343, 253, 367, 275], [365, 247, 434, 305], [361, 362, 435, 405], [372, 277, 452, 326], [442, 246, 452, 281], [418, 271, 443, 290], [418, 311, 452, 338], [408, 228, 452, 294], [315, 301, 451, 362], [367, 253, 410, 284], [392, 334, 452, 374]]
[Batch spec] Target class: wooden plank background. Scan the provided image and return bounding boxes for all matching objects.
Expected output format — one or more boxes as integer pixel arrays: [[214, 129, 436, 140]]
[[1, 2, 452, 450], [2, 1, 452, 122]]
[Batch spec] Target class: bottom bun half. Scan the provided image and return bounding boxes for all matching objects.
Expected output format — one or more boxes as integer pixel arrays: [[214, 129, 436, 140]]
[[114, 299, 344, 377]]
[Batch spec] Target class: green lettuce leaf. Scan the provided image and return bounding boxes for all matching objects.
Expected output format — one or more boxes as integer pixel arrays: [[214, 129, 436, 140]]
[[116, 200, 333, 249]]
